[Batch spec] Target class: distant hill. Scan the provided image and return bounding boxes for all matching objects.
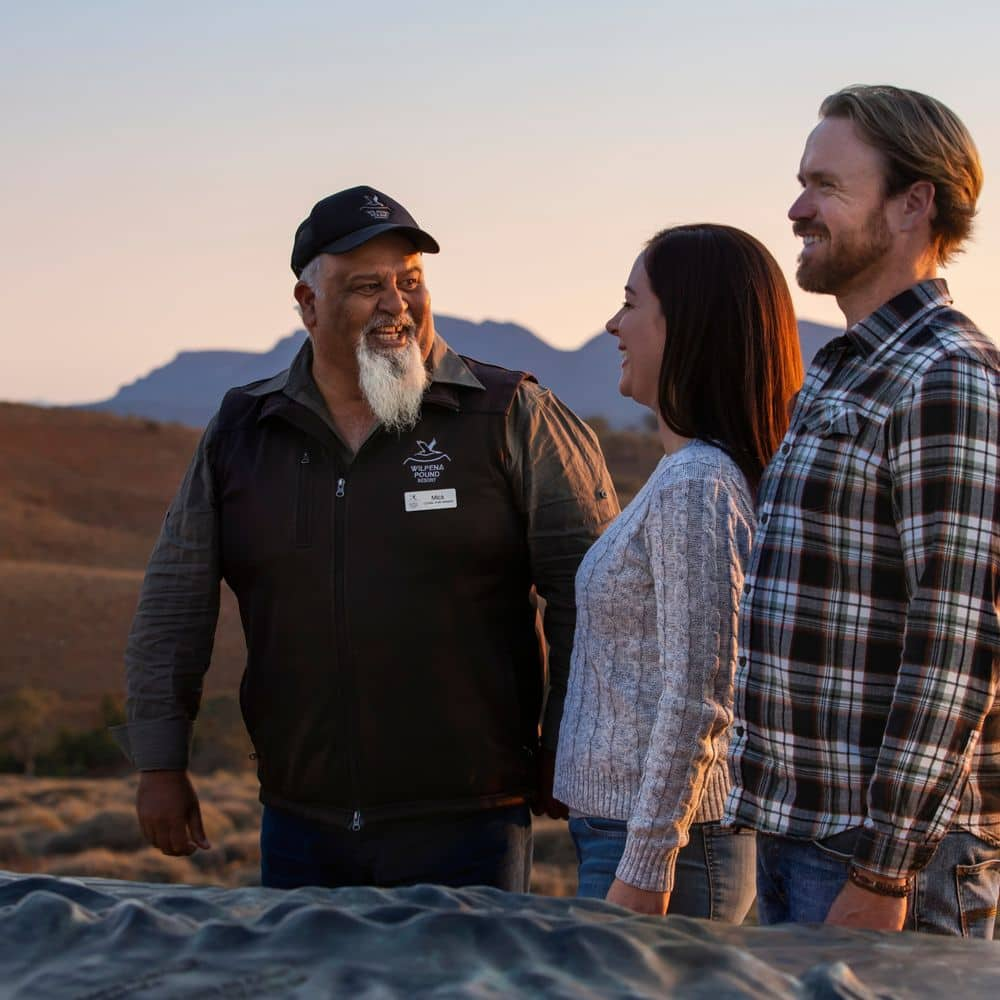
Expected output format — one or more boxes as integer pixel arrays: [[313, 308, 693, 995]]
[[83, 316, 840, 429], [0, 403, 247, 725], [0, 402, 664, 725]]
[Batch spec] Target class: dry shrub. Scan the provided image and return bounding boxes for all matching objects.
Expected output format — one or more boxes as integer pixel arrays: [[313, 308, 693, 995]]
[[27, 783, 86, 807], [530, 863, 576, 898], [48, 795, 99, 827], [0, 793, 27, 813], [530, 818, 577, 897], [128, 848, 199, 884], [42, 848, 143, 881], [0, 830, 26, 864], [2, 804, 65, 833], [198, 770, 259, 800], [45, 808, 145, 854], [533, 817, 577, 867], [213, 797, 261, 832], [221, 830, 260, 865], [188, 845, 229, 874], [43, 847, 199, 884], [228, 863, 260, 887], [197, 800, 234, 841]]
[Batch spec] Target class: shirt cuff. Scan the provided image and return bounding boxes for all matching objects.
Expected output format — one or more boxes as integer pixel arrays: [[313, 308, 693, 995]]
[[110, 719, 193, 771], [616, 837, 680, 893], [853, 824, 938, 879]]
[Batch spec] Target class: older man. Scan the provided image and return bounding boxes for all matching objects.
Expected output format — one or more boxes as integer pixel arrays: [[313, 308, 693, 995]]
[[114, 186, 617, 891], [726, 86, 1000, 936]]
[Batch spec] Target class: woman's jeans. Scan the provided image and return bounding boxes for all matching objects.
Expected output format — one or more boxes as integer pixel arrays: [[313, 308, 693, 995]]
[[756, 827, 1000, 938], [568, 817, 757, 922]]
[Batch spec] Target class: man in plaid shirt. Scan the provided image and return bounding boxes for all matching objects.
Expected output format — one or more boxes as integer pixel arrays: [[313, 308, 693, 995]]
[[725, 86, 1000, 936]]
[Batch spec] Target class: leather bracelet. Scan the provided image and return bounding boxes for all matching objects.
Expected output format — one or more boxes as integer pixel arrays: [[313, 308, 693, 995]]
[[848, 867, 912, 898]]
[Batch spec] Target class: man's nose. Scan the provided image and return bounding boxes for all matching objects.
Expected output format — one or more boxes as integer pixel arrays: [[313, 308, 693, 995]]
[[788, 189, 813, 222], [378, 282, 407, 314]]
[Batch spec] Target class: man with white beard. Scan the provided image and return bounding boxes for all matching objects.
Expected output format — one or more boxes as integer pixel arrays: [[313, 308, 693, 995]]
[[353, 311, 428, 433], [115, 185, 618, 891]]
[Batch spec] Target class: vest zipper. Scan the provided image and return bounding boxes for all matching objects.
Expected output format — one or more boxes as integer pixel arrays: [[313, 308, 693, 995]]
[[295, 451, 312, 546], [333, 472, 362, 831]]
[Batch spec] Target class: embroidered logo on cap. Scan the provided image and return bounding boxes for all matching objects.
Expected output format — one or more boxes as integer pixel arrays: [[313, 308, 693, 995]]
[[361, 194, 391, 220]]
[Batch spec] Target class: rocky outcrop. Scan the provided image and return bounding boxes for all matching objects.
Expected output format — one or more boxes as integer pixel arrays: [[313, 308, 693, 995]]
[[0, 871, 996, 998]]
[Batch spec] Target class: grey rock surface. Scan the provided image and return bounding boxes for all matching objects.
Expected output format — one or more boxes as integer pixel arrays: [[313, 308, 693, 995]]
[[1, 871, 997, 998]]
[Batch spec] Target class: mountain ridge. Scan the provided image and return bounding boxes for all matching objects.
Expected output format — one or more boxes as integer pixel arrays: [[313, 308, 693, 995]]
[[82, 316, 838, 428]]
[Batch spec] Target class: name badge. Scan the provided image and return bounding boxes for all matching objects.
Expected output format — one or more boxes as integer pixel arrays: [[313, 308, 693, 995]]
[[404, 488, 457, 512]]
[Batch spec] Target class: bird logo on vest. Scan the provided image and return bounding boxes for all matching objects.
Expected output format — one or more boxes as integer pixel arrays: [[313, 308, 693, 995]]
[[403, 439, 451, 484]]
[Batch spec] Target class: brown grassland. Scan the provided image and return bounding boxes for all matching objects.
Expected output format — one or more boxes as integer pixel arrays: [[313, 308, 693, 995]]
[[0, 771, 578, 893], [0, 400, 658, 890]]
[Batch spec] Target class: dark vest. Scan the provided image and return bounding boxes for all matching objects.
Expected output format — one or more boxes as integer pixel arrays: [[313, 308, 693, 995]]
[[212, 359, 542, 827]]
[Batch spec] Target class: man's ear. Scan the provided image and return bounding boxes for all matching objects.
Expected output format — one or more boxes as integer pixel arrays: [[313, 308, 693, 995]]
[[898, 180, 936, 233], [294, 280, 317, 327]]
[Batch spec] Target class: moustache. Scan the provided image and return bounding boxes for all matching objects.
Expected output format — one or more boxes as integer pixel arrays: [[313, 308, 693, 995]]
[[792, 223, 829, 239], [362, 313, 417, 336]]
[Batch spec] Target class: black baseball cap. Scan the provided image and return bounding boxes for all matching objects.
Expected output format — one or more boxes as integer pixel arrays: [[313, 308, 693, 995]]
[[291, 185, 440, 276]]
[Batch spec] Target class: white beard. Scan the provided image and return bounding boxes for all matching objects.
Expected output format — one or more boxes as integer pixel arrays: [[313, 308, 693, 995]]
[[356, 324, 429, 433]]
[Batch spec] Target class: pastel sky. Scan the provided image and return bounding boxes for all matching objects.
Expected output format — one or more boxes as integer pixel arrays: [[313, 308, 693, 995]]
[[5, 1, 999, 404]]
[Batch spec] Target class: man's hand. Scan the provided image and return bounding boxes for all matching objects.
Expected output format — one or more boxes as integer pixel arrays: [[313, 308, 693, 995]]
[[606, 878, 670, 915], [825, 879, 907, 931], [136, 769, 211, 856], [530, 748, 569, 820]]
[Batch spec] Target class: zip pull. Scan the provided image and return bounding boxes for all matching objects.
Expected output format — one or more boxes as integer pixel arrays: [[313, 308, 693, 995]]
[[336, 477, 346, 498], [300, 451, 310, 464], [350, 809, 363, 832]]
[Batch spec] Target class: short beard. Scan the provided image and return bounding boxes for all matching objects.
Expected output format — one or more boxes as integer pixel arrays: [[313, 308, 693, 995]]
[[356, 314, 429, 433], [796, 203, 892, 295]]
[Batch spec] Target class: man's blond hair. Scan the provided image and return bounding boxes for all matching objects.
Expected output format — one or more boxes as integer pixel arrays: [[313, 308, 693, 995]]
[[820, 85, 982, 266]]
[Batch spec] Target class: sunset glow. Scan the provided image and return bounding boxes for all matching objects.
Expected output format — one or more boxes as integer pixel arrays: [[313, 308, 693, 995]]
[[4, 1, 998, 404]]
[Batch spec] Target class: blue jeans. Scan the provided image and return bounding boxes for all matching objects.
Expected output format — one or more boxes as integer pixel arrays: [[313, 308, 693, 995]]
[[568, 817, 757, 922], [756, 827, 1000, 937], [261, 803, 533, 892], [755, 828, 858, 925]]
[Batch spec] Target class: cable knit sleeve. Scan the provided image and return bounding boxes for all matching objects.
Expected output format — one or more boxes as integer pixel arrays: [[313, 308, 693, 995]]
[[616, 471, 743, 892]]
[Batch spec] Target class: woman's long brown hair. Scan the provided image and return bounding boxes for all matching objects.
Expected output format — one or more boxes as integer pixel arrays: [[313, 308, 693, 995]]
[[644, 224, 804, 490]]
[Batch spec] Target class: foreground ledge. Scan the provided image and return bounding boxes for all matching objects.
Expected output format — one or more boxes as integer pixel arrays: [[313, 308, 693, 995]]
[[0, 871, 997, 998]]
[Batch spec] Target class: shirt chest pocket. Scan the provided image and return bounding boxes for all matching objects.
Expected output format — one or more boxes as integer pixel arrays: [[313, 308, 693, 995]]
[[796, 405, 887, 517], [813, 407, 863, 438]]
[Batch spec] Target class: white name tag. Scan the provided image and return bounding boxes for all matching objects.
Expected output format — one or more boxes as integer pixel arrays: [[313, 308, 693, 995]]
[[404, 488, 457, 512]]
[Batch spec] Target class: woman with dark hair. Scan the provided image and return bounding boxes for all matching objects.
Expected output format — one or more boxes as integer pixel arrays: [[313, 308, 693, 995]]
[[553, 224, 803, 918]]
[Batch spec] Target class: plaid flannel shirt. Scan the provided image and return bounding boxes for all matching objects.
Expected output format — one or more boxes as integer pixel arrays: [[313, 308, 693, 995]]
[[725, 280, 1000, 879]]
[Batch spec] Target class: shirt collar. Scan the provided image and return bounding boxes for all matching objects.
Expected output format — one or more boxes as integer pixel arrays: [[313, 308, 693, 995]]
[[846, 278, 952, 358], [425, 334, 486, 390]]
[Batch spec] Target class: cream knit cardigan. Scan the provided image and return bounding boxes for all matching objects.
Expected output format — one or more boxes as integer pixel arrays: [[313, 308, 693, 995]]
[[553, 440, 753, 892]]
